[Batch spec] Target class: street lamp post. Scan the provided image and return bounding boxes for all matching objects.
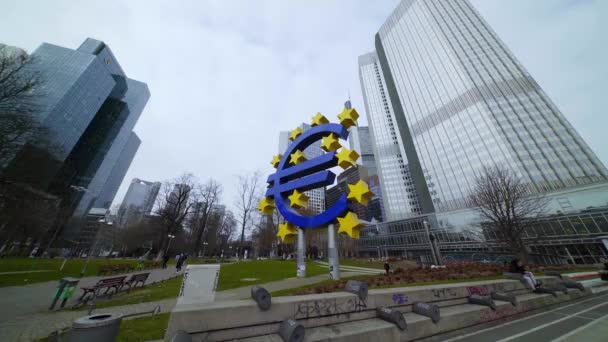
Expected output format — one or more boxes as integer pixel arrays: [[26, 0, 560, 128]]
[[166, 234, 175, 255]]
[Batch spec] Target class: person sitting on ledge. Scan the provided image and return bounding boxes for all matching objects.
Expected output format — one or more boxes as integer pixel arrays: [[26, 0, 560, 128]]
[[509, 258, 541, 289]]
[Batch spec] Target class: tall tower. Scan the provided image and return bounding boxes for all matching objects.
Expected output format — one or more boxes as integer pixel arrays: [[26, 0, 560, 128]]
[[360, 0, 607, 219], [2, 38, 150, 242]]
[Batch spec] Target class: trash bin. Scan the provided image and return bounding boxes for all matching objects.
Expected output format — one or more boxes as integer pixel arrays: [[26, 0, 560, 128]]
[[67, 313, 123, 342], [50, 277, 80, 310]]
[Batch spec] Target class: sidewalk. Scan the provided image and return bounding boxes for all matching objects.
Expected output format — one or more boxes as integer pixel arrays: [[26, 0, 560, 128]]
[[0, 267, 178, 322]]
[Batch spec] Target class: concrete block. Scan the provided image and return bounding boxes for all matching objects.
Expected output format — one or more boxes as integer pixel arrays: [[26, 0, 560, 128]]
[[412, 302, 440, 323], [491, 291, 518, 306], [376, 307, 407, 331], [468, 294, 497, 310]]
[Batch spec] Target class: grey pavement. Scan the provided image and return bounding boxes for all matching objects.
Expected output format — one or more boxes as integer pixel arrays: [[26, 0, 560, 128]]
[[0, 267, 178, 323], [0, 297, 177, 342], [0, 270, 55, 275], [425, 290, 608, 342]]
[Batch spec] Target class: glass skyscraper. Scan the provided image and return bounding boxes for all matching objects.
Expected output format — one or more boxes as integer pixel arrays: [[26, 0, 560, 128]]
[[3, 38, 150, 242], [360, 0, 608, 221]]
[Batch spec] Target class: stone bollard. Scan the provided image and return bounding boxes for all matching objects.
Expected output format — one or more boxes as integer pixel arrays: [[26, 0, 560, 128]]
[[412, 302, 440, 323], [376, 307, 407, 331], [345, 280, 368, 301], [251, 286, 272, 311], [279, 319, 305, 342], [491, 291, 518, 306], [561, 279, 584, 291], [468, 294, 497, 311]]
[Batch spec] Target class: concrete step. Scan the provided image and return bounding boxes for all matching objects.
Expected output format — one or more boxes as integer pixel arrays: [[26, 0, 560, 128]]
[[238, 288, 591, 342]]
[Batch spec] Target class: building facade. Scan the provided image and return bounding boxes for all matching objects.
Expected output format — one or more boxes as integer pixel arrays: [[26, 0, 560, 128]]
[[117, 178, 161, 227], [357, 0, 608, 262], [1, 38, 149, 245], [362, 0, 607, 217], [359, 52, 423, 221], [93, 132, 141, 209]]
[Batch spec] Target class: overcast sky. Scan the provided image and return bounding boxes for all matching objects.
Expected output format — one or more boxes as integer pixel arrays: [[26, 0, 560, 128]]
[[1, 0, 606, 214]]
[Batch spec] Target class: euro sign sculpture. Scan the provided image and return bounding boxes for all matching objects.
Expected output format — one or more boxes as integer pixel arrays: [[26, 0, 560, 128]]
[[259, 108, 374, 242]]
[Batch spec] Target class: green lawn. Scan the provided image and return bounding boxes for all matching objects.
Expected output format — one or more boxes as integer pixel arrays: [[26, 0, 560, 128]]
[[116, 313, 170, 341], [216, 260, 326, 291], [0, 258, 141, 287]]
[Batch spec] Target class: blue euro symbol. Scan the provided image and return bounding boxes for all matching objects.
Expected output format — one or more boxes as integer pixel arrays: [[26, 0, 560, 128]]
[[266, 123, 349, 228]]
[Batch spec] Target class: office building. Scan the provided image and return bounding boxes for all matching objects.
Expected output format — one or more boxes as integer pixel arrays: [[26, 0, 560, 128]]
[[360, 0, 607, 219], [357, 0, 608, 262], [349, 125, 386, 221], [279, 123, 325, 214], [325, 167, 369, 219], [1, 38, 149, 244], [117, 178, 161, 227], [93, 132, 141, 209]]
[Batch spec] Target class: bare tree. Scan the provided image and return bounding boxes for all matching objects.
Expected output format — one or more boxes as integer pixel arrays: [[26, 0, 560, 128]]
[[190, 179, 222, 255], [154, 173, 196, 259], [234, 171, 262, 258], [470, 165, 548, 263]]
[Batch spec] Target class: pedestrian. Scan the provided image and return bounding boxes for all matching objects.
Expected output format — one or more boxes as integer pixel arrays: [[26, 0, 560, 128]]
[[162, 254, 170, 269], [509, 258, 541, 289], [384, 261, 390, 275], [175, 253, 184, 272]]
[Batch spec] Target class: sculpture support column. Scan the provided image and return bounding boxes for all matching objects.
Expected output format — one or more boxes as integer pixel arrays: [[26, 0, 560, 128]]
[[297, 228, 306, 278], [327, 224, 340, 279]]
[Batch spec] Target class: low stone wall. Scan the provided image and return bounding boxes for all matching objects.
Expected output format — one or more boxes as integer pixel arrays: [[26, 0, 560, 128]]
[[165, 276, 589, 341], [166, 277, 588, 341]]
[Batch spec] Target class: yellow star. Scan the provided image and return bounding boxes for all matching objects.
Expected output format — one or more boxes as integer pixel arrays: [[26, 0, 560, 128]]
[[337, 211, 364, 239], [258, 197, 275, 215], [288, 189, 309, 209], [289, 149, 307, 165], [347, 180, 375, 206], [320, 133, 341, 152], [311, 112, 329, 127], [337, 108, 359, 128], [335, 148, 359, 169], [270, 154, 282, 168], [277, 222, 298, 243], [289, 127, 303, 141]]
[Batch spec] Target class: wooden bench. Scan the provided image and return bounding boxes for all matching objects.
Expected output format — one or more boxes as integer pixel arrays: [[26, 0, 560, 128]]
[[123, 272, 151, 292], [77, 276, 127, 304]]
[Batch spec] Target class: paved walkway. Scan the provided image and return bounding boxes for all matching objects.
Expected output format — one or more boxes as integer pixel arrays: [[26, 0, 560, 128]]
[[0, 267, 178, 322], [0, 270, 54, 275]]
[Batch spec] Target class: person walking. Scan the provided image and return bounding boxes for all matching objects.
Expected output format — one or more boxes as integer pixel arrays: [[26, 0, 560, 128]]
[[162, 254, 170, 269], [175, 253, 183, 272], [384, 262, 390, 276]]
